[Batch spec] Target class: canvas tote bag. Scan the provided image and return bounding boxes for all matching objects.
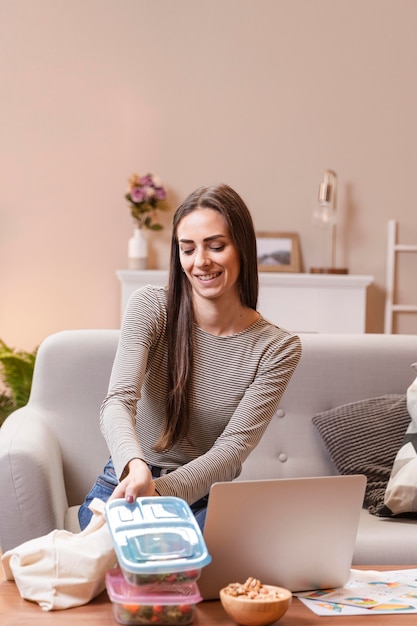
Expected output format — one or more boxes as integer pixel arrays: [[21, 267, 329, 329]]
[[1, 497, 117, 610]]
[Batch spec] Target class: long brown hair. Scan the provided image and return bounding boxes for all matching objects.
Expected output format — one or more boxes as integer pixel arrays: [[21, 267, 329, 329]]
[[153, 184, 258, 451]]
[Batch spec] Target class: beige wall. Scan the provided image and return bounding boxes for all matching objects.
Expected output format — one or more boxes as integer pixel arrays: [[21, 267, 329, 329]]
[[1, 0, 417, 350]]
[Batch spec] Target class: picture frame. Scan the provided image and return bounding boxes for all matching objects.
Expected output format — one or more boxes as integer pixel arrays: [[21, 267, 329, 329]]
[[256, 232, 301, 272]]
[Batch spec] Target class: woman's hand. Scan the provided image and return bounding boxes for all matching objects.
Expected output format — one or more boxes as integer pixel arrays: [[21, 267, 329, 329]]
[[110, 458, 159, 503]]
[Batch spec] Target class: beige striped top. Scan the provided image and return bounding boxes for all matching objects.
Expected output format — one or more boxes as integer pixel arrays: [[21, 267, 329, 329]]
[[100, 285, 302, 505]]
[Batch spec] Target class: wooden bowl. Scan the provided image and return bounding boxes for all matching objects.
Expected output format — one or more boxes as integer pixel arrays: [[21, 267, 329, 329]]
[[219, 584, 292, 626]]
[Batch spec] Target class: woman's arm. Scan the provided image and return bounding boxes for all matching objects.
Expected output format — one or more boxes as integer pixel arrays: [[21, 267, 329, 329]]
[[154, 331, 302, 504], [99, 287, 166, 487]]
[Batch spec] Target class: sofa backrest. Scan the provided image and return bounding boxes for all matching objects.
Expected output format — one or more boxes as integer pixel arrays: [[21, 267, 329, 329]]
[[26, 329, 417, 503], [239, 332, 417, 481]]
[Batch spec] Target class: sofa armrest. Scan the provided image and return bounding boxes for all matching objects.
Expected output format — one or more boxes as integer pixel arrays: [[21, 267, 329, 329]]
[[0, 407, 68, 552]]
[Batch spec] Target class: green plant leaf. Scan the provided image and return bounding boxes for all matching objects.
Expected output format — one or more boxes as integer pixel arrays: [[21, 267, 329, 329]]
[[0, 341, 38, 422], [0, 393, 16, 427]]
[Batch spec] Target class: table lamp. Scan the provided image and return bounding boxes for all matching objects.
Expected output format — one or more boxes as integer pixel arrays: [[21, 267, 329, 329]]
[[310, 169, 348, 274]]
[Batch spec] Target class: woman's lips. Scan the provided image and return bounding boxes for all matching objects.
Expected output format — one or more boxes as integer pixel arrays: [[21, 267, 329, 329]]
[[195, 272, 221, 282]]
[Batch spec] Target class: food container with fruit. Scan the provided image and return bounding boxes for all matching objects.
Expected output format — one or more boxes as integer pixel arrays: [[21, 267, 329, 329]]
[[105, 496, 211, 586], [106, 567, 202, 625]]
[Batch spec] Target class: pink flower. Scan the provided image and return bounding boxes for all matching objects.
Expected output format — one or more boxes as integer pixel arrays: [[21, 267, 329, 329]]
[[154, 187, 167, 200], [140, 174, 154, 186], [130, 186, 146, 203]]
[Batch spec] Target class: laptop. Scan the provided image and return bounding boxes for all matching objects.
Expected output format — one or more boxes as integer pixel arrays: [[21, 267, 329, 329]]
[[198, 474, 366, 599]]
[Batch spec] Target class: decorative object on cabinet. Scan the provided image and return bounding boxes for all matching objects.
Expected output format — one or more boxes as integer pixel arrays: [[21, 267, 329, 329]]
[[128, 228, 148, 269], [310, 169, 348, 275], [256, 232, 301, 272], [384, 219, 417, 333], [125, 172, 169, 269]]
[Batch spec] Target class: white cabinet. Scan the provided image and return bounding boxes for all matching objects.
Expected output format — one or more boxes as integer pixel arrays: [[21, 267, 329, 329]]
[[116, 270, 374, 333]]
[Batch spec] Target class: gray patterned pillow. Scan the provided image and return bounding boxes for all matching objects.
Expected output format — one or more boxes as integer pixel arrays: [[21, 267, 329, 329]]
[[312, 395, 410, 515]]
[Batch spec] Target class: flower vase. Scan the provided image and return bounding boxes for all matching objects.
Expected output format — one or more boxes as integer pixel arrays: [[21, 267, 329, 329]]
[[128, 228, 148, 270]]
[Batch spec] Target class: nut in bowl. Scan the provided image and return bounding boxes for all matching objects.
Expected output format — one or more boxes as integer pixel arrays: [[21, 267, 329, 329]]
[[220, 578, 292, 626]]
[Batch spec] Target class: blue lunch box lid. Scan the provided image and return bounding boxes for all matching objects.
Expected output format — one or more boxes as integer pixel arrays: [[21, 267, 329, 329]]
[[105, 496, 211, 575]]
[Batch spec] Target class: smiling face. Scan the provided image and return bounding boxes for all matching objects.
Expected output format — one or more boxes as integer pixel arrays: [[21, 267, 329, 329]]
[[176, 208, 241, 304]]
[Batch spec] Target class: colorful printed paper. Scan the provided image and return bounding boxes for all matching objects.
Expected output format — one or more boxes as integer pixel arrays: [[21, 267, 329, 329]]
[[296, 568, 417, 615]]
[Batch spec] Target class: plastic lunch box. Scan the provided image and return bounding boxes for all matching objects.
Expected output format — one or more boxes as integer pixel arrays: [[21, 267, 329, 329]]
[[105, 496, 211, 585], [106, 567, 202, 625]]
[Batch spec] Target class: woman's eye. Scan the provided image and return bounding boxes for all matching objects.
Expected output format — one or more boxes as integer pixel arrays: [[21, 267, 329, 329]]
[[181, 243, 225, 255]]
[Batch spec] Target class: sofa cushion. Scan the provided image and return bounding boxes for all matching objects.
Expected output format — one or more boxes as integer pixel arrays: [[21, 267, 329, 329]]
[[312, 395, 410, 515], [383, 365, 417, 516]]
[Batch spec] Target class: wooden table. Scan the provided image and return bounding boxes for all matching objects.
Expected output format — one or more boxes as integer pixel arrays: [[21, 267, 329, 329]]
[[1, 566, 417, 626]]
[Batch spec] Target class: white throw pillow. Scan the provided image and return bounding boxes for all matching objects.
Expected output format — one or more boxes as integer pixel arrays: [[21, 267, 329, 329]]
[[384, 363, 417, 516]]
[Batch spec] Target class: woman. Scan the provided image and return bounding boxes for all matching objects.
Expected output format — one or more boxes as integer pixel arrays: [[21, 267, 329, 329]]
[[79, 184, 301, 531]]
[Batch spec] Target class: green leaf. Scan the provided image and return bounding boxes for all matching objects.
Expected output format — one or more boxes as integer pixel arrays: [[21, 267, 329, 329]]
[[0, 393, 16, 427], [0, 341, 38, 423]]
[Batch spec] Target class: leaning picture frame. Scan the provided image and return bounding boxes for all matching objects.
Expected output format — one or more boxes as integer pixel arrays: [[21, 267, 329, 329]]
[[256, 232, 301, 272]]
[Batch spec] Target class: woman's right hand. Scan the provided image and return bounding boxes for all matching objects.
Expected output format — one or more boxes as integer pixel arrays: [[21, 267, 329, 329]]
[[110, 458, 158, 503]]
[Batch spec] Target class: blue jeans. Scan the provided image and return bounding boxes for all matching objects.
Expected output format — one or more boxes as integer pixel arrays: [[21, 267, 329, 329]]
[[78, 457, 208, 533]]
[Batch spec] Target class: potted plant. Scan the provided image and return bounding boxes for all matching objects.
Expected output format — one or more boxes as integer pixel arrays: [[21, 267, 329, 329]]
[[125, 172, 169, 269], [0, 340, 38, 427]]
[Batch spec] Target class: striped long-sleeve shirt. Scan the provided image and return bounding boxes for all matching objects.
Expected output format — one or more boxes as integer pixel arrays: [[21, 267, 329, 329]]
[[100, 285, 302, 505]]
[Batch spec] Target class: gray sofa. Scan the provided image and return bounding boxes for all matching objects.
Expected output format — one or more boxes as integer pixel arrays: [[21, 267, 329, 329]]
[[0, 329, 416, 562]]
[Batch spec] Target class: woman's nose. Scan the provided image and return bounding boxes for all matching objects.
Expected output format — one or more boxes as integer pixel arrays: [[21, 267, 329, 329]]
[[195, 248, 210, 266]]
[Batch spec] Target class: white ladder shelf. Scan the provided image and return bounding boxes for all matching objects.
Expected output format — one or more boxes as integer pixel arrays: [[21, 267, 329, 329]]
[[384, 219, 417, 333]]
